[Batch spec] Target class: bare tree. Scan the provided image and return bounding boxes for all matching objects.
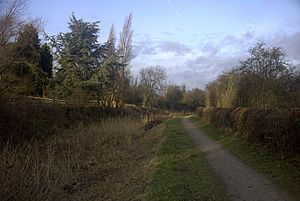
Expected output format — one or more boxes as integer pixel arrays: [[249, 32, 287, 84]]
[[139, 66, 166, 107], [0, 0, 27, 46], [0, 0, 28, 91], [237, 42, 297, 107], [239, 42, 294, 79]]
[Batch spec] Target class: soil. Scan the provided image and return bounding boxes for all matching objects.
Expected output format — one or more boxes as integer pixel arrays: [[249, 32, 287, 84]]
[[181, 117, 295, 201]]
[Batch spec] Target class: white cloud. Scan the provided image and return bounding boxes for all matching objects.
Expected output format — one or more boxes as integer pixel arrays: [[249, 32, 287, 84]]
[[132, 29, 300, 89], [278, 32, 300, 60], [134, 40, 191, 56]]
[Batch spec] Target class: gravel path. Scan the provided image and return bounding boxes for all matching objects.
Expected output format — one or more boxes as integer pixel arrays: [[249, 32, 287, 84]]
[[181, 118, 294, 201]]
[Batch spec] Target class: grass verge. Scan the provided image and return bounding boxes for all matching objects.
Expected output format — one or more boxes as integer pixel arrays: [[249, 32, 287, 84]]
[[147, 118, 227, 201], [190, 116, 300, 200]]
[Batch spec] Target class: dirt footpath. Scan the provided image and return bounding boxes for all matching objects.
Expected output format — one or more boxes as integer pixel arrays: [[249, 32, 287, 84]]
[[181, 118, 294, 201]]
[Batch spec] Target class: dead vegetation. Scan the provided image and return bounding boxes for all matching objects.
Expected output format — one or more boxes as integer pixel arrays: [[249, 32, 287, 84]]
[[0, 117, 163, 201], [0, 94, 166, 200]]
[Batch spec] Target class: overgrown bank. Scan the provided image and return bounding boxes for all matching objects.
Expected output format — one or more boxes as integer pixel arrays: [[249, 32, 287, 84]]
[[0, 117, 163, 201], [0, 95, 153, 144], [146, 118, 227, 201]]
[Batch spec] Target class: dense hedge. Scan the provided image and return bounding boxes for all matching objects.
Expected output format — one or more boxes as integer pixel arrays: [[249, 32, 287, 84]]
[[196, 107, 300, 158], [0, 96, 150, 145]]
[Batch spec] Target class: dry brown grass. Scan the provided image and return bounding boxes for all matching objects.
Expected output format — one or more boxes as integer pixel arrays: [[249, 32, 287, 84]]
[[0, 117, 163, 201]]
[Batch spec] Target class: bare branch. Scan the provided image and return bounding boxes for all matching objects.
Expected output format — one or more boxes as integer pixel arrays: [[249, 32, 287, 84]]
[[107, 23, 116, 46], [118, 13, 133, 65], [0, 0, 27, 45]]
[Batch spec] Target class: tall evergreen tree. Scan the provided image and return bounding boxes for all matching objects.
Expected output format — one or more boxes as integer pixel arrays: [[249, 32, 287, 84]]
[[53, 14, 100, 80], [50, 14, 102, 98]]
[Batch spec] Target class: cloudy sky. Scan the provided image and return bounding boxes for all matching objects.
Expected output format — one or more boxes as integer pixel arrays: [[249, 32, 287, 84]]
[[23, 0, 300, 88]]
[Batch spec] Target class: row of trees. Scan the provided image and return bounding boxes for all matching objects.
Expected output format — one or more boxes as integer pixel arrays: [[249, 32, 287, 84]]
[[205, 42, 300, 108], [0, 0, 204, 111], [8, 1, 298, 110], [0, 0, 133, 107], [129, 66, 205, 110]]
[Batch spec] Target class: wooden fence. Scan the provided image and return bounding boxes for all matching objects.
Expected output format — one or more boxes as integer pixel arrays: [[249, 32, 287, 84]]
[[3, 95, 115, 107]]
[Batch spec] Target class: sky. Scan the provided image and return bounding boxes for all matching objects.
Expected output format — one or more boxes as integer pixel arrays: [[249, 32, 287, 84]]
[[3, 0, 300, 89]]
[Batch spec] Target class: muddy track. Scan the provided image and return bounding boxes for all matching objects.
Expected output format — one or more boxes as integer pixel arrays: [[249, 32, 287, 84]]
[[181, 118, 294, 201]]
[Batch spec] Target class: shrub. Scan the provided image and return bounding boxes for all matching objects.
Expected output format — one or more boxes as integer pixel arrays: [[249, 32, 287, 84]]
[[196, 107, 300, 158]]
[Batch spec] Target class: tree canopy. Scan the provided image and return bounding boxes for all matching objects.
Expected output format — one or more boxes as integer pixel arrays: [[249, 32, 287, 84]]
[[205, 42, 300, 108]]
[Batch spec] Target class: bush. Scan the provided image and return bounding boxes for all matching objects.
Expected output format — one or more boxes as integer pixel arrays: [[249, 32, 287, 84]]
[[196, 107, 300, 158]]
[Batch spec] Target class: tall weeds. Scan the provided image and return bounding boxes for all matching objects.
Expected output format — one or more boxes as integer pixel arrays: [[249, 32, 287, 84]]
[[0, 117, 159, 201]]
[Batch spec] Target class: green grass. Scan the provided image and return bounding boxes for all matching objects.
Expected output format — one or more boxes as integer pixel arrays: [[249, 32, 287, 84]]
[[190, 116, 300, 200], [147, 118, 227, 201]]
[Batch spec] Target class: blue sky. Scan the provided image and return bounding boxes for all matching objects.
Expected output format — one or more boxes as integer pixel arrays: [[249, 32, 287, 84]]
[[12, 0, 300, 88]]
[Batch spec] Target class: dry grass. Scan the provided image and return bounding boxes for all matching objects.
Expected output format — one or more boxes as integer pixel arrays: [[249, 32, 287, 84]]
[[0, 117, 163, 201]]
